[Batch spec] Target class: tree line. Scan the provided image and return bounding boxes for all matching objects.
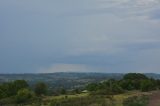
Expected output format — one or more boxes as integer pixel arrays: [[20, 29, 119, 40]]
[[86, 73, 160, 95], [0, 80, 47, 104], [1, 73, 160, 105]]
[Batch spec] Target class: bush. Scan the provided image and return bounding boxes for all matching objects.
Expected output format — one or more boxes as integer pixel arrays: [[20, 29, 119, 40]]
[[111, 83, 124, 94], [0, 97, 15, 105], [15, 88, 35, 104], [123, 95, 149, 106], [49, 96, 113, 106]]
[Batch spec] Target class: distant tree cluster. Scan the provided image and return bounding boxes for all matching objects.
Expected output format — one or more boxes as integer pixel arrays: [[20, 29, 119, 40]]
[[0, 80, 48, 105], [86, 73, 160, 95], [0, 80, 29, 99], [86, 79, 124, 95]]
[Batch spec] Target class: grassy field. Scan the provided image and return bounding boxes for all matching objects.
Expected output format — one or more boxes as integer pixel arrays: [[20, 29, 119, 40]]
[[45, 93, 89, 100], [28, 91, 151, 106], [113, 91, 151, 106]]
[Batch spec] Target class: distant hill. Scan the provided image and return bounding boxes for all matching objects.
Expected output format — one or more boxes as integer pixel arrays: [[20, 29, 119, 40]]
[[0, 72, 159, 90]]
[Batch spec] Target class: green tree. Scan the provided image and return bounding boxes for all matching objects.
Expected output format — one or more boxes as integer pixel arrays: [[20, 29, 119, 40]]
[[13, 80, 28, 90], [86, 83, 98, 91], [121, 73, 149, 90], [140, 80, 155, 92], [60, 88, 66, 94], [123, 73, 148, 80], [111, 83, 124, 94], [0, 88, 7, 99], [1, 80, 29, 97], [156, 79, 160, 89], [34, 82, 47, 96], [1, 82, 15, 96]]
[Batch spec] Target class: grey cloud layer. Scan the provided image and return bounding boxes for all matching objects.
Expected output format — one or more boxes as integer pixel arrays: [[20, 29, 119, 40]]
[[0, 0, 160, 73]]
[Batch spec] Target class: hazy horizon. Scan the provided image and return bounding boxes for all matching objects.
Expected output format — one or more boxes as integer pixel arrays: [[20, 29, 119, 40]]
[[0, 72, 160, 75], [0, 0, 160, 73]]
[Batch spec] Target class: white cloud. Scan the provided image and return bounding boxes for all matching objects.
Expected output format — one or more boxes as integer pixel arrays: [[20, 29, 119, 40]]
[[95, 0, 160, 20], [38, 64, 95, 73]]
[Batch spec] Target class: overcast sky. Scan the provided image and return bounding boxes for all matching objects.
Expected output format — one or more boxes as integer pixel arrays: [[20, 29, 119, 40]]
[[0, 0, 160, 73]]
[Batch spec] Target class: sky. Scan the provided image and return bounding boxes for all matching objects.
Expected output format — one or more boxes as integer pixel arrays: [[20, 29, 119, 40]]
[[0, 0, 160, 73]]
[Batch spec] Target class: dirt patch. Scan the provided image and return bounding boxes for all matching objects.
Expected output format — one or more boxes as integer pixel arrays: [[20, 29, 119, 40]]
[[148, 91, 160, 106]]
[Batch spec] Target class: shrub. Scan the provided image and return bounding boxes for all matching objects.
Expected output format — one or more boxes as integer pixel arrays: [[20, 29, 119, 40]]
[[49, 96, 112, 106], [123, 95, 149, 106], [15, 88, 35, 104], [0, 88, 7, 99], [0, 97, 15, 105]]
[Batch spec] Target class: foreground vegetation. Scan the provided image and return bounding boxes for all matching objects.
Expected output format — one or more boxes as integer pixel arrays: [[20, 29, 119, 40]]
[[0, 73, 159, 106]]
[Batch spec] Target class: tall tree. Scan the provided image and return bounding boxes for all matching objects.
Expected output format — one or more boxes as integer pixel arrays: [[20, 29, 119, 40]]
[[34, 82, 48, 96]]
